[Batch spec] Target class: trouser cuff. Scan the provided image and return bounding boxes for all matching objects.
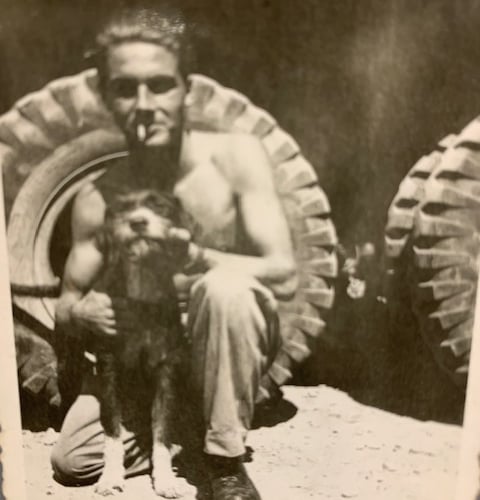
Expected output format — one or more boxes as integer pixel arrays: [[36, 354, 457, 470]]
[[204, 427, 248, 457]]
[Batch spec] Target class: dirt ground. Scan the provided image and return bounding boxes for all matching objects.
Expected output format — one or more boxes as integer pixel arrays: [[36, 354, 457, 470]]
[[21, 385, 461, 500]]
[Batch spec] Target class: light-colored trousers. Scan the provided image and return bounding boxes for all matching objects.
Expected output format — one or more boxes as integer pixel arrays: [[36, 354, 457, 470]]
[[51, 268, 281, 485]]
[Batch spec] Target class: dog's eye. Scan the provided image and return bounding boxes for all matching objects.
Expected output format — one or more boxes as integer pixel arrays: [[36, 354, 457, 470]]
[[143, 194, 168, 213], [155, 205, 170, 217]]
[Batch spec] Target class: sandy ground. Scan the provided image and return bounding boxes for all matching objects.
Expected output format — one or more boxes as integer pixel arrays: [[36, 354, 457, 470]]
[[22, 385, 461, 500]]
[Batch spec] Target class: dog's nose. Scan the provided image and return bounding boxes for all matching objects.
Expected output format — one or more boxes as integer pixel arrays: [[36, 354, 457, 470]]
[[129, 215, 148, 232]]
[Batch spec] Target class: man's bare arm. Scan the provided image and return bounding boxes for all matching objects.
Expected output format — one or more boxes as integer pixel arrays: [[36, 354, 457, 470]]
[[55, 184, 116, 336], [191, 135, 297, 299]]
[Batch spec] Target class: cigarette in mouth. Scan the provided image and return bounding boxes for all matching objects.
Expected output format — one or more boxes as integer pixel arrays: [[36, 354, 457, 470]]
[[137, 123, 147, 143]]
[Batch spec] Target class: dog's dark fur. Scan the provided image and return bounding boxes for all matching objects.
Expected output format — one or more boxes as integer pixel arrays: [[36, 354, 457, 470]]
[[93, 189, 188, 497]]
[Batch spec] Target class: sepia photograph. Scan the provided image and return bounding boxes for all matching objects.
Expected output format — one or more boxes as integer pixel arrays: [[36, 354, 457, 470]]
[[2, 1, 480, 499]]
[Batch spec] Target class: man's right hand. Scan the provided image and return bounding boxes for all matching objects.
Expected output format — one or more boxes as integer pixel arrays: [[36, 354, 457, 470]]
[[70, 290, 117, 337]]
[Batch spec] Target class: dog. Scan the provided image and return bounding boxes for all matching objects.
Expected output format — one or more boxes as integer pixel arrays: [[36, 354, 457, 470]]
[[93, 189, 191, 498]]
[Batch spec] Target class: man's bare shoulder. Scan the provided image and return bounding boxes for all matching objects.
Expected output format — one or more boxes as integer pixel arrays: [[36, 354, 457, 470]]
[[187, 130, 262, 153], [185, 130, 270, 181], [71, 182, 106, 239]]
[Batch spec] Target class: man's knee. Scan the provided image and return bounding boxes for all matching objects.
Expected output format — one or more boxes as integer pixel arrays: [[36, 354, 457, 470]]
[[51, 440, 99, 486], [193, 268, 256, 307], [189, 268, 278, 355]]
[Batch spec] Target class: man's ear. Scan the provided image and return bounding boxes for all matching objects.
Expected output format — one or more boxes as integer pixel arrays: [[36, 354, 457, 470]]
[[84, 48, 111, 106]]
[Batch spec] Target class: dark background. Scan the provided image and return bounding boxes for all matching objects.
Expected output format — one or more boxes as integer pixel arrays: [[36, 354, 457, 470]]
[[2, 0, 480, 249]]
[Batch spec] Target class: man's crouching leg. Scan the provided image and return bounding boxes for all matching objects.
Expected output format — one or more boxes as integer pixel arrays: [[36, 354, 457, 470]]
[[188, 268, 282, 500], [51, 388, 150, 486]]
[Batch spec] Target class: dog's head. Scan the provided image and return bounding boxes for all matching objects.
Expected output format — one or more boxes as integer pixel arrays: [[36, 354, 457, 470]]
[[102, 189, 181, 262]]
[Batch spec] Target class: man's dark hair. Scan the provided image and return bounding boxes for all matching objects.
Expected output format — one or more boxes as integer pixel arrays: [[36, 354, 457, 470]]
[[92, 4, 191, 89]]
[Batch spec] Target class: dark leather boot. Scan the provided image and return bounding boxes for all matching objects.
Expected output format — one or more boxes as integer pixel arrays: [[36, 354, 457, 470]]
[[207, 455, 261, 500]]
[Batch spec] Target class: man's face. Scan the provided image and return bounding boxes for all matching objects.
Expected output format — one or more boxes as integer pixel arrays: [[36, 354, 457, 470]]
[[103, 41, 186, 147]]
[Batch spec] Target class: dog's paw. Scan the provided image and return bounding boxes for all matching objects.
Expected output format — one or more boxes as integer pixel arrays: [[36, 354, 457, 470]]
[[94, 472, 125, 496], [153, 474, 194, 498]]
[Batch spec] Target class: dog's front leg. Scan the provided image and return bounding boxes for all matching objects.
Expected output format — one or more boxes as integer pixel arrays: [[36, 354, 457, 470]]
[[151, 364, 192, 498], [95, 351, 126, 496]]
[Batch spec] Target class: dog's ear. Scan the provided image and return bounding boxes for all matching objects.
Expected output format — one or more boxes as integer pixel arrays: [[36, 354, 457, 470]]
[[172, 195, 194, 229]]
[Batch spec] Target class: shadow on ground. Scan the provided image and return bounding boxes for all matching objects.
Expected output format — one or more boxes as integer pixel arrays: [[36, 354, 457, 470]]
[[293, 283, 465, 426]]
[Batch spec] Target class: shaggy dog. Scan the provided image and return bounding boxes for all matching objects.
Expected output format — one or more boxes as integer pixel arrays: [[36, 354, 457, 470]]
[[93, 189, 189, 497]]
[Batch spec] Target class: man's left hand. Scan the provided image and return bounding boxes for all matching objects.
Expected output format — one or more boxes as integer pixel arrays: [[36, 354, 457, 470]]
[[165, 227, 192, 263]]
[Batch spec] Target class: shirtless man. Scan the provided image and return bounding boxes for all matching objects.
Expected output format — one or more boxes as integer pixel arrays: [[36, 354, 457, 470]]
[[51, 6, 297, 500]]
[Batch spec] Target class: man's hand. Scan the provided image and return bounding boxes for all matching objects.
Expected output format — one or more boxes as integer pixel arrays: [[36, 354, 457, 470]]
[[166, 227, 191, 257], [71, 290, 117, 337], [166, 227, 205, 269], [249, 277, 278, 317]]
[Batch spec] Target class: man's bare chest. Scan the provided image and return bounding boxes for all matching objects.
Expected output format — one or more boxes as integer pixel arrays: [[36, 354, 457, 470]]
[[174, 161, 238, 250]]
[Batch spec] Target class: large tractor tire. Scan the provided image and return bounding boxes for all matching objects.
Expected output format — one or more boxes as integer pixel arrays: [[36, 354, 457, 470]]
[[384, 135, 455, 336], [383, 134, 468, 420], [384, 117, 480, 391], [411, 118, 480, 387], [1, 69, 121, 410], [2, 70, 338, 407], [385, 134, 456, 293]]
